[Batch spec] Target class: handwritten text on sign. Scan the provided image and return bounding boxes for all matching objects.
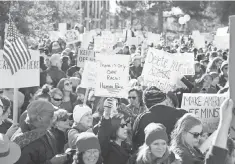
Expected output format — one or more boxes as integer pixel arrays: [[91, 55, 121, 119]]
[[77, 49, 95, 67], [95, 54, 130, 98], [0, 50, 40, 88], [181, 93, 227, 133], [142, 48, 195, 92]]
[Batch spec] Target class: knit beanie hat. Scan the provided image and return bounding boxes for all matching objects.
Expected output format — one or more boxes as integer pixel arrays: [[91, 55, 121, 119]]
[[76, 132, 100, 153], [145, 123, 168, 146], [143, 86, 167, 108], [73, 105, 92, 123]]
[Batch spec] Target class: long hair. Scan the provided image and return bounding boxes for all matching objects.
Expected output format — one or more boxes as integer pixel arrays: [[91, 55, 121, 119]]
[[170, 113, 201, 154], [136, 143, 170, 164], [72, 151, 102, 164], [206, 57, 223, 73], [57, 78, 70, 92]]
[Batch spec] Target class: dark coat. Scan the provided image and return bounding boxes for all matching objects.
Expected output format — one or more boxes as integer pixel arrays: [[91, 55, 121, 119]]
[[132, 105, 187, 151], [13, 123, 57, 164], [129, 65, 143, 79], [205, 146, 228, 164], [174, 146, 204, 164], [0, 119, 12, 134], [98, 117, 132, 164]]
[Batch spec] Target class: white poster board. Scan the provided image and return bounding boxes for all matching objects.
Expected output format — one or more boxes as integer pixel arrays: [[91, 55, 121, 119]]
[[94, 54, 130, 98], [0, 50, 40, 88], [181, 93, 227, 133], [58, 23, 67, 35], [147, 33, 161, 45], [213, 35, 229, 50], [80, 61, 97, 88], [77, 49, 95, 67], [216, 26, 228, 36], [142, 48, 195, 92]]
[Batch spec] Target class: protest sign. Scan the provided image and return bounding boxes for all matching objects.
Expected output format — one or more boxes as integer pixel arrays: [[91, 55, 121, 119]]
[[77, 49, 95, 67], [216, 26, 228, 36], [58, 23, 67, 35], [213, 35, 229, 50], [194, 35, 205, 48], [80, 61, 96, 88], [64, 30, 81, 44], [181, 93, 227, 133], [147, 33, 161, 45], [94, 54, 130, 98], [126, 37, 140, 47], [0, 50, 40, 88], [48, 31, 64, 41], [94, 36, 115, 52], [142, 48, 195, 92]]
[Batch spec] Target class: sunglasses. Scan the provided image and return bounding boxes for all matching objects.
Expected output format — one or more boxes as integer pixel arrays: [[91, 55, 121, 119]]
[[128, 96, 136, 100], [65, 82, 72, 86], [120, 122, 128, 128], [224, 67, 228, 70], [188, 131, 203, 138], [53, 97, 62, 101]]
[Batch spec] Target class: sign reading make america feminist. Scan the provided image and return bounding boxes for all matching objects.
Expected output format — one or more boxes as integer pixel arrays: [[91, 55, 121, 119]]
[[181, 93, 227, 133], [0, 50, 40, 88], [142, 48, 195, 92], [94, 54, 130, 98]]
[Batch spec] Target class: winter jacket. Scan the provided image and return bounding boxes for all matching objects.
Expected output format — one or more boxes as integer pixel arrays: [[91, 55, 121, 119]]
[[205, 146, 228, 164], [132, 105, 187, 151], [98, 117, 132, 164], [173, 146, 204, 164]]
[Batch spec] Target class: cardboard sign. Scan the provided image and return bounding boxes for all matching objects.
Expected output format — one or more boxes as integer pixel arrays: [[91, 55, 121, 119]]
[[213, 35, 229, 50], [0, 50, 40, 88], [94, 54, 130, 98], [77, 49, 95, 67], [58, 23, 67, 35], [142, 48, 195, 92], [65, 30, 80, 44], [80, 61, 96, 88], [181, 93, 227, 133]]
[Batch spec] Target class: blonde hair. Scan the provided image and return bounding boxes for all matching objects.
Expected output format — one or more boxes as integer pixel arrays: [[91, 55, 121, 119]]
[[136, 144, 153, 164], [170, 113, 202, 154]]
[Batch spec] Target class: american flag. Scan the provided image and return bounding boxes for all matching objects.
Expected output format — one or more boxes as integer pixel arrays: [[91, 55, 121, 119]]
[[3, 17, 31, 75]]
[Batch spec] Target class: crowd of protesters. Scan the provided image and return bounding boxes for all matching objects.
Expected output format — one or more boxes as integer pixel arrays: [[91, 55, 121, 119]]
[[0, 27, 233, 164]]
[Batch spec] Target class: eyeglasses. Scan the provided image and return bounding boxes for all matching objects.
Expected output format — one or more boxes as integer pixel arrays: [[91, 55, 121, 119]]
[[188, 131, 203, 138], [53, 97, 62, 101], [120, 122, 128, 128], [128, 96, 136, 100]]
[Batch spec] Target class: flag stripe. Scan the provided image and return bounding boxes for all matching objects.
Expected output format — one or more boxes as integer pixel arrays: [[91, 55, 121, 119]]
[[4, 41, 21, 71], [3, 18, 31, 75], [3, 48, 17, 74], [13, 40, 26, 65]]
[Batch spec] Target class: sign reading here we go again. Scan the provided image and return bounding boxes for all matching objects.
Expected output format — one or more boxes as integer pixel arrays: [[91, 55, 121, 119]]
[[181, 93, 227, 133], [94, 54, 130, 98], [0, 50, 40, 88]]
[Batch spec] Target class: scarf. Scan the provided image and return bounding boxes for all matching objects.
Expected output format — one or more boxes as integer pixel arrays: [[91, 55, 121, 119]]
[[11, 121, 57, 156]]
